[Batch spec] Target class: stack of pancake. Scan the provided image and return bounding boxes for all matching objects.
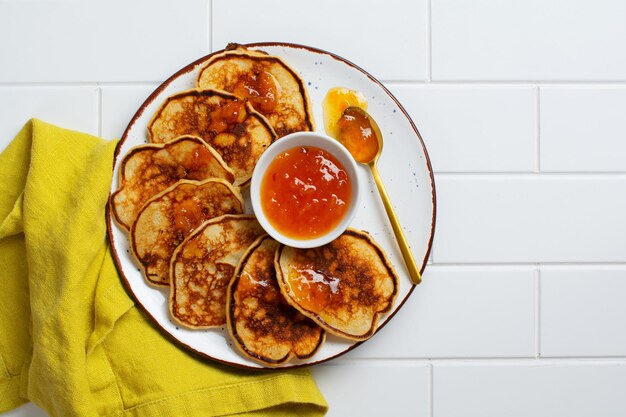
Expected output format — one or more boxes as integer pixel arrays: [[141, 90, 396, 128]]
[[110, 44, 398, 366]]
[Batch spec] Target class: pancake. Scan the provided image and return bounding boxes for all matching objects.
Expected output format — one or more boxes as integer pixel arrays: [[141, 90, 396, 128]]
[[148, 88, 276, 186], [196, 44, 314, 138], [227, 236, 325, 366], [131, 179, 244, 286], [275, 229, 398, 341], [170, 215, 265, 328], [110, 135, 234, 230]]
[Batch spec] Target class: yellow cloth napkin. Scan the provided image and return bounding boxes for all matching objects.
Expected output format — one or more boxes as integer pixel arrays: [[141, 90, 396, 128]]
[[0, 119, 328, 417]]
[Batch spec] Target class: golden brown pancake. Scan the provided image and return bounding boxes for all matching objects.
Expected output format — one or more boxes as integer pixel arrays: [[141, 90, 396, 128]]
[[227, 236, 325, 366], [131, 179, 244, 286], [276, 229, 398, 341], [110, 135, 234, 230], [148, 88, 276, 186], [170, 215, 265, 328], [196, 44, 315, 138]]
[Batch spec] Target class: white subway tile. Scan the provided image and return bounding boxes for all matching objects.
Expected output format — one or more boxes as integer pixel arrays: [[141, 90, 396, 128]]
[[311, 361, 429, 417], [0, 403, 48, 417], [541, 87, 626, 172], [388, 85, 537, 172], [433, 361, 626, 417], [0, 86, 98, 149], [0, 0, 208, 82], [432, 0, 626, 80], [100, 85, 158, 140], [433, 176, 626, 263], [212, 0, 428, 81], [541, 266, 626, 357], [347, 266, 535, 358]]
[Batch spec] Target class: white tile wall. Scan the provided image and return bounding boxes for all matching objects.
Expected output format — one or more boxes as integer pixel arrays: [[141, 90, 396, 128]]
[[0, 87, 99, 141], [433, 176, 626, 263], [2, 0, 626, 416], [389, 85, 538, 172], [347, 266, 536, 358], [0, 0, 209, 83], [541, 266, 626, 357], [100, 85, 159, 139], [432, 0, 626, 80], [433, 361, 626, 417], [540, 87, 626, 172], [212, 0, 429, 81], [0, 404, 47, 417], [311, 360, 430, 417]]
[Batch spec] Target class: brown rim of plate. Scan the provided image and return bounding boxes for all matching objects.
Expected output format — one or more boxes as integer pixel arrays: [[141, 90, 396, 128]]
[[105, 41, 437, 371]]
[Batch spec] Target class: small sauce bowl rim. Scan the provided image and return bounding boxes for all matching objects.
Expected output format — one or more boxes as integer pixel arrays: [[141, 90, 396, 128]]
[[250, 131, 361, 249]]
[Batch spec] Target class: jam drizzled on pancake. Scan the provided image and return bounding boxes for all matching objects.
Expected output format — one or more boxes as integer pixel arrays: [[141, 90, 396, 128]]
[[233, 70, 278, 114]]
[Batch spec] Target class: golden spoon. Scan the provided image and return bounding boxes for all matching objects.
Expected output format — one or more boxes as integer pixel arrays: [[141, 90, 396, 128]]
[[336, 106, 422, 285]]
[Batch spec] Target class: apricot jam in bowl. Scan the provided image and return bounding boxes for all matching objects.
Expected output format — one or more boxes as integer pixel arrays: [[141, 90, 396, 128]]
[[251, 132, 361, 248]]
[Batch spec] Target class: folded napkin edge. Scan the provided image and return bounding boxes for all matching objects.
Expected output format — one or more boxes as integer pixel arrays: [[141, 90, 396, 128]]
[[121, 373, 328, 417]]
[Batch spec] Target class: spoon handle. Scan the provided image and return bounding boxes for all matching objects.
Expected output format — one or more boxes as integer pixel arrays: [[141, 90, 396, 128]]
[[369, 163, 422, 285]]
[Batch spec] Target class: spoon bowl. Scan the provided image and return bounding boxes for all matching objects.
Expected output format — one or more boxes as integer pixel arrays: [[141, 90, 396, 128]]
[[341, 106, 384, 165]]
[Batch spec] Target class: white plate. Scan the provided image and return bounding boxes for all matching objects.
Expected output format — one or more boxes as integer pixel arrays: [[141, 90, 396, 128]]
[[107, 42, 436, 369]]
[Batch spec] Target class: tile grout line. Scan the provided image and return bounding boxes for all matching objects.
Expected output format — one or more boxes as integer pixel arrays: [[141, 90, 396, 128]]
[[535, 265, 541, 359], [207, 0, 213, 53], [384, 80, 626, 85], [333, 355, 626, 363], [536, 86, 541, 173], [430, 261, 626, 267], [3, 80, 626, 87], [434, 172, 626, 177], [331, 357, 474, 363], [427, 357, 626, 364], [428, 361, 434, 417], [427, 0, 432, 82], [0, 81, 160, 87], [97, 84, 102, 137]]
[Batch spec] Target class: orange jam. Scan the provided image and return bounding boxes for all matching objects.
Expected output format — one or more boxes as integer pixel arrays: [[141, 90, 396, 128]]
[[171, 198, 208, 241], [289, 266, 341, 311], [260, 146, 351, 240], [233, 70, 278, 113], [182, 145, 213, 174], [336, 107, 380, 163], [208, 99, 246, 133], [322, 87, 368, 138]]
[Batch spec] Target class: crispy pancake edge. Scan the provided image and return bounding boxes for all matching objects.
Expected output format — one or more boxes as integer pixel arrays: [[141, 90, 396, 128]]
[[225, 43, 269, 56], [130, 180, 245, 288], [237, 100, 276, 188], [168, 213, 258, 328], [226, 235, 326, 366], [195, 49, 315, 132], [274, 228, 400, 341], [110, 135, 235, 230]]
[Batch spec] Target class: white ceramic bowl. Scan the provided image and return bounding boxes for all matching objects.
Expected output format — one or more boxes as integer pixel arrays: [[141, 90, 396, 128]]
[[250, 131, 361, 248]]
